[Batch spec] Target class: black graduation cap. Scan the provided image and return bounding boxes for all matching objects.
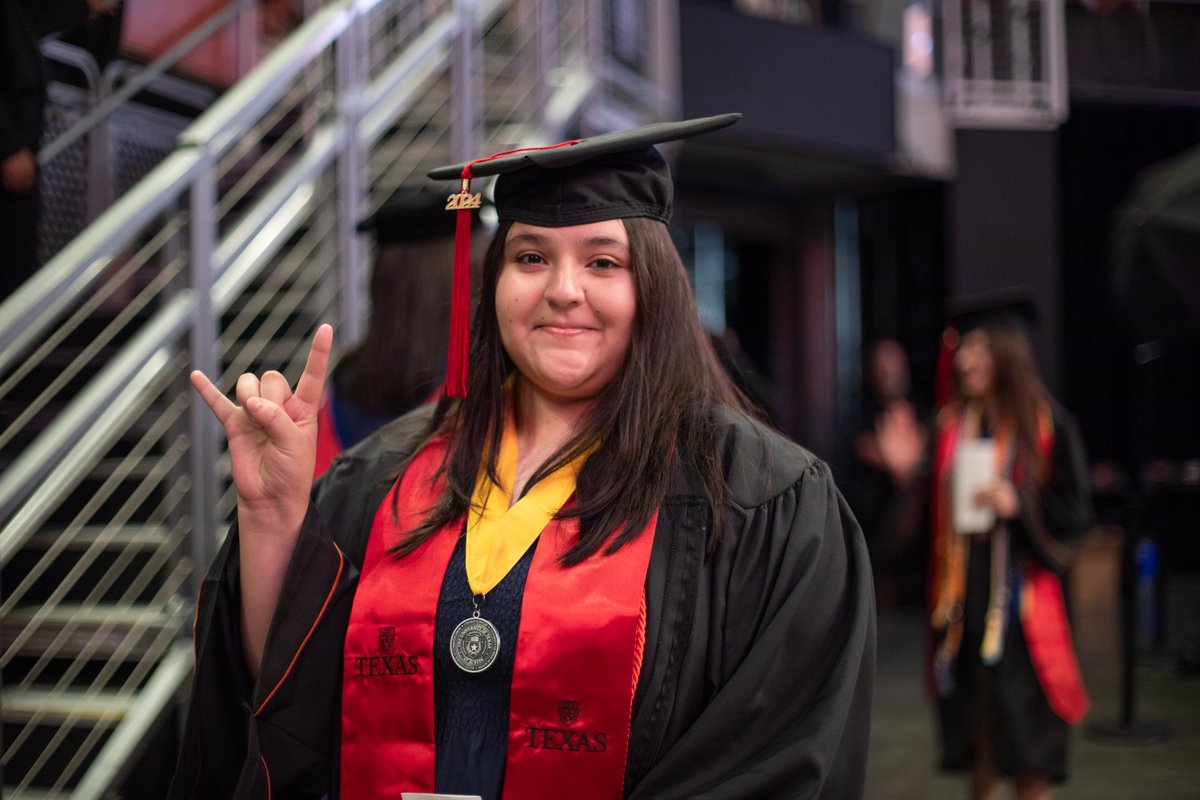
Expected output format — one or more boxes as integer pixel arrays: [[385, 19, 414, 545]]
[[428, 113, 741, 226], [356, 187, 482, 244], [947, 288, 1039, 336], [426, 113, 742, 397]]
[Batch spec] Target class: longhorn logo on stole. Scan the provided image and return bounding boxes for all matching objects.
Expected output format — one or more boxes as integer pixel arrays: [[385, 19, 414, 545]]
[[558, 699, 580, 726]]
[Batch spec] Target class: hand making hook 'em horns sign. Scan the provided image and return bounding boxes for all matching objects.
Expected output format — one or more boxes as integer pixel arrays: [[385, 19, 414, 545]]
[[190, 324, 333, 539]]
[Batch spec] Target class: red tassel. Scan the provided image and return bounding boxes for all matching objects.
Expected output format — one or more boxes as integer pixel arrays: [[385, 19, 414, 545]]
[[934, 327, 959, 410], [446, 177, 473, 398]]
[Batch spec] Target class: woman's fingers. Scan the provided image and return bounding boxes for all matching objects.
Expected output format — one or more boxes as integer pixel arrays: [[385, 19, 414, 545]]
[[260, 370, 292, 407], [190, 370, 238, 424], [293, 324, 333, 409], [236, 373, 262, 407], [243, 395, 299, 447], [191, 323, 330, 442]]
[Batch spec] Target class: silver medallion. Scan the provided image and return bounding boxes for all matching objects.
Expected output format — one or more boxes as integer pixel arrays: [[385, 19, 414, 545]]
[[449, 614, 501, 673]]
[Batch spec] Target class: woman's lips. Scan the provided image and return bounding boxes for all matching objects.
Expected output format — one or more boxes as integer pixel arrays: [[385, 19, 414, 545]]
[[538, 325, 595, 336]]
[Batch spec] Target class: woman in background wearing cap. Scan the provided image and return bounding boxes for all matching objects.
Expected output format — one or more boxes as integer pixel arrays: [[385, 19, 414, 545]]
[[170, 115, 874, 800], [313, 189, 483, 478], [928, 300, 1091, 800]]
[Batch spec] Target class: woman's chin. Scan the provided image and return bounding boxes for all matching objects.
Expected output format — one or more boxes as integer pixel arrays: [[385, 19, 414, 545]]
[[961, 382, 987, 400], [522, 368, 609, 402]]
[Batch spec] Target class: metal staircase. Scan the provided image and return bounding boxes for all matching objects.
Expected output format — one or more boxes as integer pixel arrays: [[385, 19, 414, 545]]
[[0, 0, 676, 796]]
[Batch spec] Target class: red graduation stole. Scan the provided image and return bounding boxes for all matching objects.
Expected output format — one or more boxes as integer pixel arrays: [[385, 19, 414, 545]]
[[339, 437, 656, 798], [929, 406, 1088, 724]]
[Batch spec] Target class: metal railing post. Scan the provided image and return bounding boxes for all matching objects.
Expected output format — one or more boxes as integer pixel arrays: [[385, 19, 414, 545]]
[[537, 0, 559, 140], [89, 106, 115, 222], [84, 51, 113, 223], [1045, 0, 1068, 121], [237, 0, 260, 79], [187, 152, 220, 597], [451, 0, 480, 163], [336, 5, 369, 343], [648, 0, 681, 121], [585, 0, 604, 104]]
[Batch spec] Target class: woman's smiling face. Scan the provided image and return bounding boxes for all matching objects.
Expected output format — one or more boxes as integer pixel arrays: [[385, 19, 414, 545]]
[[495, 219, 637, 403]]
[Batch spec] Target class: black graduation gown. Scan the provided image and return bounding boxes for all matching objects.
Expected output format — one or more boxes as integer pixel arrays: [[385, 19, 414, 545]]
[[168, 406, 876, 799], [934, 405, 1092, 781]]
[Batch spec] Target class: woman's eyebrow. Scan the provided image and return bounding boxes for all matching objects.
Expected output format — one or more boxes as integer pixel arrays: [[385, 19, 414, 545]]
[[582, 236, 628, 249], [505, 232, 551, 248], [505, 233, 629, 251]]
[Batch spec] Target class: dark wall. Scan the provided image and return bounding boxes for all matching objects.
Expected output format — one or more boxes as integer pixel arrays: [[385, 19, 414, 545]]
[[1067, 2, 1200, 96], [858, 185, 947, 418], [1059, 101, 1200, 466], [679, 0, 895, 163], [946, 129, 1061, 387]]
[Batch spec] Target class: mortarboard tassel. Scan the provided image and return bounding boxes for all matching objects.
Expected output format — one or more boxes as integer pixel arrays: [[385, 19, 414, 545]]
[[446, 171, 477, 398], [442, 140, 582, 398]]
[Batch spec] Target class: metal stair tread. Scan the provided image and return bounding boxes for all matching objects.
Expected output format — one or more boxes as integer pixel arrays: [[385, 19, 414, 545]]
[[2, 603, 182, 659], [3, 602, 175, 626], [2, 687, 133, 722], [1, 787, 63, 800], [25, 524, 173, 550]]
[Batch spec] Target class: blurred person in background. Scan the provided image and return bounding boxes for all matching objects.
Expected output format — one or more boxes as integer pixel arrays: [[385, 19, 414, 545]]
[[59, 0, 123, 69], [851, 337, 928, 609], [314, 188, 486, 477], [927, 294, 1092, 800], [0, 0, 119, 300]]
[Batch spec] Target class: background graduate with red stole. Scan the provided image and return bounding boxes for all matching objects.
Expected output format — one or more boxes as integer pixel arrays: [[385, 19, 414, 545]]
[[927, 292, 1091, 800]]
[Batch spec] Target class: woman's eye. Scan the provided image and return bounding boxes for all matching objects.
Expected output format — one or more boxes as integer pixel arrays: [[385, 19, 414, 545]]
[[590, 258, 619, 270], [516, 253, 545, 265]]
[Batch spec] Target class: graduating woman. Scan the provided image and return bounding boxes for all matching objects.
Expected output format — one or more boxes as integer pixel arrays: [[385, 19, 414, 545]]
[[928, 296, 1092, 800], [170, 114, 874, 800]]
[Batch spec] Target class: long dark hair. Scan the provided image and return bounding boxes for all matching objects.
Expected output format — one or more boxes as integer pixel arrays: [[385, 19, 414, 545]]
[[391, 217, 750, 565], [980, 325, 1050, 476], [337, 237, 456, 413]]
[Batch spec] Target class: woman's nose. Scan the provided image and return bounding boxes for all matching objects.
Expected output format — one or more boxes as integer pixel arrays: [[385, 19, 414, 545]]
[[545, 263, 584, 305]]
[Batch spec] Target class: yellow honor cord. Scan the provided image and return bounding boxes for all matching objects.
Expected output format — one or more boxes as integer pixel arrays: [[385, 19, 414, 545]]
[[465, 414, 590, 597]]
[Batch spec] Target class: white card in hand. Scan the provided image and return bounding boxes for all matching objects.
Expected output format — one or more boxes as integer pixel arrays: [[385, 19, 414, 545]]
[[953, 438, 996, 534]]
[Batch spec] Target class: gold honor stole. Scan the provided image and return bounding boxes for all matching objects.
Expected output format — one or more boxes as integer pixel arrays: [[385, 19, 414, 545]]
[[339, 435, 657, 799]]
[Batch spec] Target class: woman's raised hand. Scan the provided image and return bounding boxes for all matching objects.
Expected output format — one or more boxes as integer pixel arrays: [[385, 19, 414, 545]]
[[190, 325, 333, 537]]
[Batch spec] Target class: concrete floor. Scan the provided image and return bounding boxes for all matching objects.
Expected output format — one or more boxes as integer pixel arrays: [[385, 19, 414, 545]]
[[865, 574, 1200, 799]]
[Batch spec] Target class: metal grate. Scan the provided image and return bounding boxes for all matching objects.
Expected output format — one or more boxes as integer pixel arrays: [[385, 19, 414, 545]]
[[110, 102, 198, 199], [38, 85, 93, 263], [941, 0, 1069, 129]]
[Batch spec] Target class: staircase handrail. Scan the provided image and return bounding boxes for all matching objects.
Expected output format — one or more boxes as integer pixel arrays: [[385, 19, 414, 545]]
[[177, 0, 360, 155], [0, 0, 521, 563], [0, 149, 203, 378], [0, 0, 506, 381]]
